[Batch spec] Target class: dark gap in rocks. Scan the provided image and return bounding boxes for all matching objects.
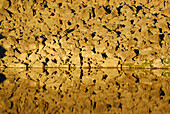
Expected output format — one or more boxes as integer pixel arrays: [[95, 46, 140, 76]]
[[32, 9, 36, 16], [159, 42, 163, 48], [67, 21, 71, 25], [136, 6, 142, 14], [92, 47, 96, 53], [52, 59, 57, 63], [4, 9, 13, 17], [153, 19, 157, 24], [160, 88, 165, 96], [167, 22, 170, 29], [131, 30, 135, 34], [9, 28, 16, 32], [14, 48, 21, 54], [153, 13, 159, 17], [43, 69, 49, 75], [66, 37, 69, 41], [115, 41, 120, 51], [50, 12, 54, 16], [84, 37, 88, 43], [84, 88, 88, 93], [115, 31, 121, 37], [91, 32, 96, 37], [42, 37, 47, 46], [79, 53, 83, 66], [133, 38, 138, 41], [134, 49, 139, 56], [103, 25, 111, 32], [40, 18, 44, 22], [159, 28, 162, 33], [120, 24, 125, 27], [59, 3, 62, 7], [0, 46, 6, 58], [118, 103, 122, 109], [132, 74, 140, 83], [59, 19, 63, 24], [9, 101, 13, 109], [92, 7, 95, 17], [139, 28, 141, 32], [0, 34, 6, 40], [44, 2, 48, 8], [107, 104, 112, 109], [76, 24, 79, 28], [102, 74, 108, 80], [0, 73, 6, 83], [8, 0, 11, 7], [103, 5, 111, 14], [45, 58, 49, 63], [16, 38, 22, 43], [8, 93, 13, 100], [65, 29, 75, 34], [92, 91, 96, 95], [107, 43, 109, 46], [71, 9, 75, 13], [117, 6, 123, 15], [130, 20, 134, 25], [101, 53, 108, 59], [148, 30, 153, 35], [80, 69, 83, 80], [93, 79, 96, 83], [118, 92, 121, 99], [93, 102, 96, 109], [149, 109, 152, 113], [116, 82, 119, 86], [159, 34, 164, 41], [42, 85, 47, 91]]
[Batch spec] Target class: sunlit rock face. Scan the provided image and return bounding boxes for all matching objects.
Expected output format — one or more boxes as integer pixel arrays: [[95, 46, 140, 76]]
[[0, 0, 169, 68], [0, 68, 169, 113]]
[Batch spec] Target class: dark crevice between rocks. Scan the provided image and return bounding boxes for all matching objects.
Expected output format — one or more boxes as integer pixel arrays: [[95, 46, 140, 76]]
[[92, 47, 96, 53], [136, 6, 142, 14], [79, 53, 83, 66], [160, 88, 165, 100], [103, 5, 111, 14], [117, 6, 123, 15], [32, 9, 36, 16], [0, 45, 6, 58], [92, 7, 95, 18], [159, 34, 164, 48], [0, 34, 6, 40], [0, 73, 6, 83], [102, 74, 108, 80], [101, 52, 108, 59], [4, 9, 13, 17]]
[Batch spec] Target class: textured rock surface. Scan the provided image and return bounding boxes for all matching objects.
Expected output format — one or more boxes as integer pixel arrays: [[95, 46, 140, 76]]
[[0, 0, 170, 68], [0, 68, 169, 113]]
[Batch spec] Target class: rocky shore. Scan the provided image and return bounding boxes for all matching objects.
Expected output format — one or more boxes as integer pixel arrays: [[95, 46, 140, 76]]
[[0, 0, 169, 68]]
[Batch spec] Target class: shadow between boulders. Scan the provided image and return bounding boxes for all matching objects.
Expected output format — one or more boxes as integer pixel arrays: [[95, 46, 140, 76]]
[[0, 34, 7, 58], [0, 73, 6, 83]]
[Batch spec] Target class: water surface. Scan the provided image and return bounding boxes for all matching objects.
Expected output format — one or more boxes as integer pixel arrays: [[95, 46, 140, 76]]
[[0, 68, 169, 113]]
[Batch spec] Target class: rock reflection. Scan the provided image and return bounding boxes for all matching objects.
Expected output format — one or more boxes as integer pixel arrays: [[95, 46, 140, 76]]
[[0, 68, 169, 113]]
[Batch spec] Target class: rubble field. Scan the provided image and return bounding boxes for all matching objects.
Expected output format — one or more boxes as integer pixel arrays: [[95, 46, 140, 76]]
[[0, 0, 169, 68]]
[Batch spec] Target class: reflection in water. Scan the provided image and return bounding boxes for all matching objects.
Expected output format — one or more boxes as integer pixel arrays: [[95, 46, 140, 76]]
[[0, 68, 169, 113]]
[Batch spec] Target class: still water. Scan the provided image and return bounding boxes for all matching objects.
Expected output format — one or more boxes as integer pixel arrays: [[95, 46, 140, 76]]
[[0, 68, 169, 113]]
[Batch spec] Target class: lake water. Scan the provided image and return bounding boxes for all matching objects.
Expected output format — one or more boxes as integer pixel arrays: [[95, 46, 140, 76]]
[[0, 68, 169, 113]]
